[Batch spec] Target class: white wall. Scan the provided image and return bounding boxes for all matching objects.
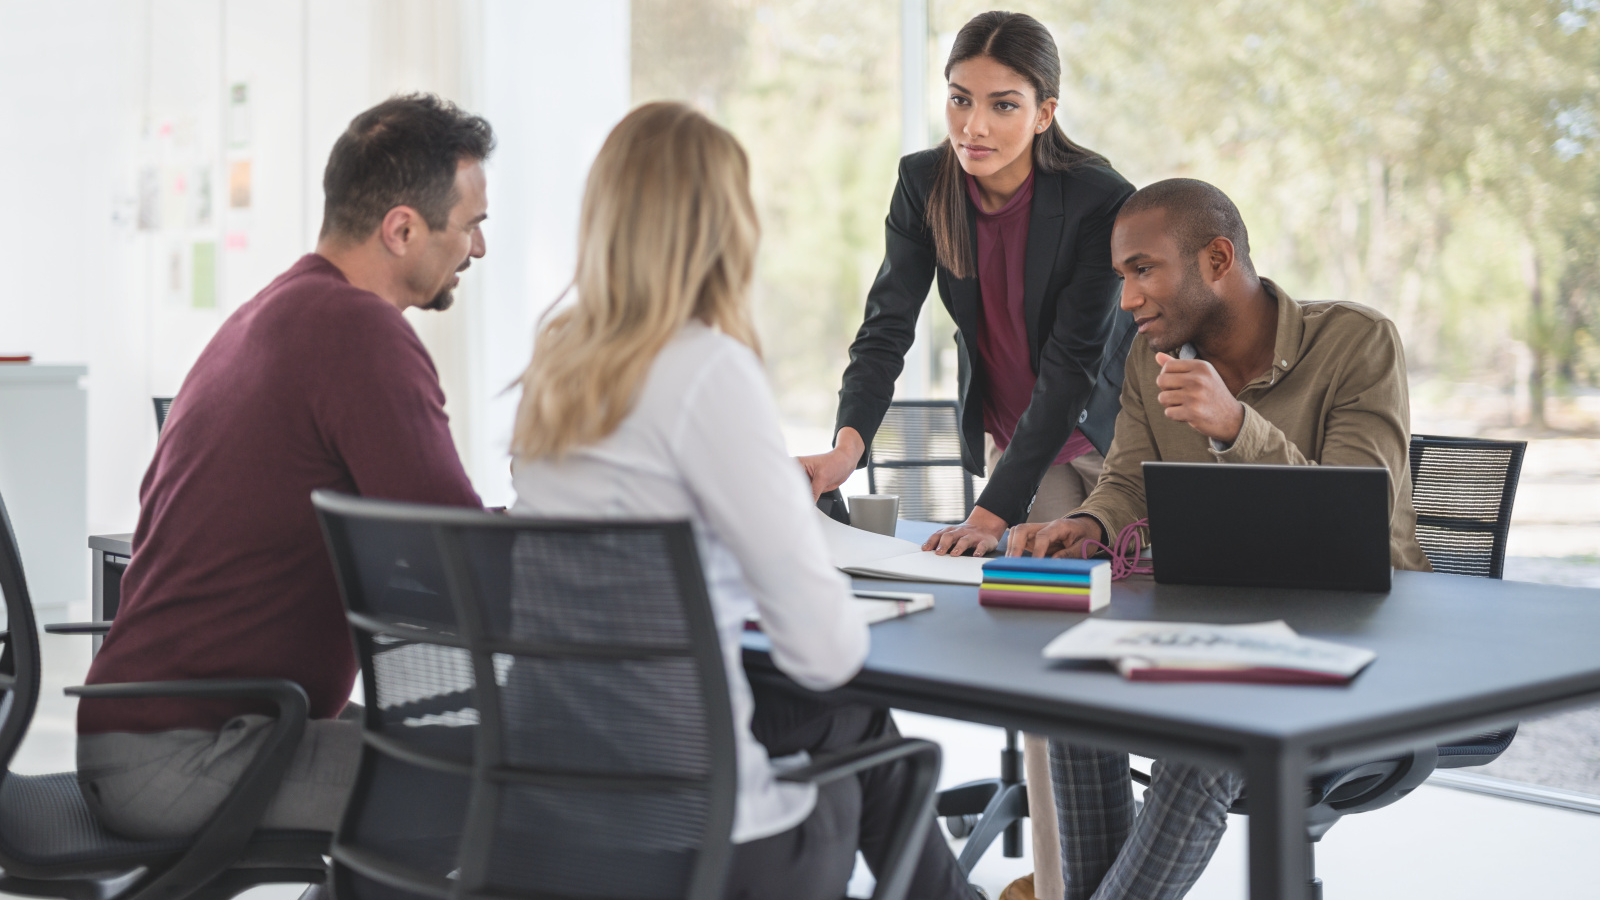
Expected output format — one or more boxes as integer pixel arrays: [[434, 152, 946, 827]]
[[0, 0, 631, 544], [473, 0, 630, 506]]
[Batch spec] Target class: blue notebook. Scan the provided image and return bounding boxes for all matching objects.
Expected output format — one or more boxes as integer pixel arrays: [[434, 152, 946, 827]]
[[983, 557, 1105, 575], [982, 569, 1092, 585]]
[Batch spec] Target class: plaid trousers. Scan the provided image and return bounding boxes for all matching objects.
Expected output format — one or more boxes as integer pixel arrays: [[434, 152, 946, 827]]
[[1047, 740, 1245, 900]]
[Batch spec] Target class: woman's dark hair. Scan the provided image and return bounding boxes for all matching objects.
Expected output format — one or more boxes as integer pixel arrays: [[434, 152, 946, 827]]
[[928, 11, 1109, 278], [320, 93, 496, 241]]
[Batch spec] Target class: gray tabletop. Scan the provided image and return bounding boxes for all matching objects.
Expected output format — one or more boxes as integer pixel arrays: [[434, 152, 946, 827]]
[[744, 570, 1600, 770], [89, 533, 133, 556]]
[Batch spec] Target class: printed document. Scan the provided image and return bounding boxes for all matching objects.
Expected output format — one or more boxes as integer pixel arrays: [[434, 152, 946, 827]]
[[1042, 619, 1376, 683]]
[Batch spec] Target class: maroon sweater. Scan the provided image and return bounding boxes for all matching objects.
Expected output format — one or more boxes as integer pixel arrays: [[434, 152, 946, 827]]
[[79, 254, 481, 734], [967, 171, 1093, 465]]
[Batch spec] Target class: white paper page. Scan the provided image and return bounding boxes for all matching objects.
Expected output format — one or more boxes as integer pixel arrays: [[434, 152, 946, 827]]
[[1042, 619, 1375, 676], [813, 508, 924, 569], [852, 590, 936, 624], [844, 553, 986, 586], [813, 509, 987, 585]]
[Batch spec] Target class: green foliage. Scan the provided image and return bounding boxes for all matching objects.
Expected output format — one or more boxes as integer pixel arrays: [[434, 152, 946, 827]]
[[635, 0, 1600, 428], [938, 0, 1600, 408], [633, 0, 903, 427]]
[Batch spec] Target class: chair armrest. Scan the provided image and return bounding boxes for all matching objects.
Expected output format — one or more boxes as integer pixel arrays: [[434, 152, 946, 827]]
[[44, 621, 111, 636], [777, 737, 941, 900], [775, 736, 938, 786], [66, 678, 311, 900]]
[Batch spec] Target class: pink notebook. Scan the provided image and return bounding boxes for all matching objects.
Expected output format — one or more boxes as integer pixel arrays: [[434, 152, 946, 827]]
[[978, 587, 1098, 612]]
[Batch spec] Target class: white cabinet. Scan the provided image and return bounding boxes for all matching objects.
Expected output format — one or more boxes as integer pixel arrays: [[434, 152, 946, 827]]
[[0, 365, 88, 624]]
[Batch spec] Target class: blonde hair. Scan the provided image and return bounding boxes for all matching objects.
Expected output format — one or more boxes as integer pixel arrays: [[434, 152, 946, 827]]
[[511, 102, 761, 460]]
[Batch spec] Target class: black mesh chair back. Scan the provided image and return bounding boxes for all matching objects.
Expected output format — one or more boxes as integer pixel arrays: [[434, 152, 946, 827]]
[[153, 397, 174, 433], [0, 490, 42, 785], [1409, 434, 1527, 579], [315, 492, 738, 900], [868, 400, 983, 524]]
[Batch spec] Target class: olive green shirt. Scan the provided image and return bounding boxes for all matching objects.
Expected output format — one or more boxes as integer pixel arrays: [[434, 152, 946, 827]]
[[1072, 279, 1432, 571]]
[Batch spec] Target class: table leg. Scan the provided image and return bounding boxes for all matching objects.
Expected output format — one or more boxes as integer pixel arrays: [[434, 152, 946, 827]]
[[1246, 743, 1309, 900]]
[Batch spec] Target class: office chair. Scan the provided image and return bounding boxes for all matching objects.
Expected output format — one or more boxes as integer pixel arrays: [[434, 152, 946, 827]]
[[847, 400, 1022, 868], [0, 488, 329, 900], [1124, 434, 1529, 899], [1409, 434, 1526, 578], [153, 397, 175, 433], [943, 435, 1531, 895], [313, 491, 943, 900], [868, 400, 985, 525]]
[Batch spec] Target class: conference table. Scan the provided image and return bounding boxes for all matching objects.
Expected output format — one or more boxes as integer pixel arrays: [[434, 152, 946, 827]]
[[741, 535, 1600, 899], [87, 529, 1600, 898]]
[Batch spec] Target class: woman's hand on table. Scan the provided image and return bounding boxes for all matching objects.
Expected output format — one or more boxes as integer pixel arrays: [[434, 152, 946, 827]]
[[923, 506, 1007, 556]]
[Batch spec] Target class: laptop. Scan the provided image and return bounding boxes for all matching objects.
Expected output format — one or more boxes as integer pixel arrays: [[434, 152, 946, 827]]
[[1143, 462, 1392, 592]]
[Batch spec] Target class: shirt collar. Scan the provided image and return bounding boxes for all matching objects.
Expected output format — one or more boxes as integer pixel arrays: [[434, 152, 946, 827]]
[[1260, 277, 1304, 385], [1182, 278, 1302, 389]]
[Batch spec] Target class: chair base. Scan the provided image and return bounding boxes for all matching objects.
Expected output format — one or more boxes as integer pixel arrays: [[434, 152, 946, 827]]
[[935, 730, 1027, 875]]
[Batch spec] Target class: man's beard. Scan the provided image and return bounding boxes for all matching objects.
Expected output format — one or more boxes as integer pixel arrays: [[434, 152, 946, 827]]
[[1150, 262, 1221, 353], [423, 287, 455, 312]]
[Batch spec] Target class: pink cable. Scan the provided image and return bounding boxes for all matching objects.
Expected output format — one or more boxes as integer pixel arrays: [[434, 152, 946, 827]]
[[1078, 518, 1153, 581]]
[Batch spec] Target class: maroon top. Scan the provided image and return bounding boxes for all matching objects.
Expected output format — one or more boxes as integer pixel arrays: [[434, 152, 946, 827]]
[[967, 172, 1093, 464], [80, 254, 481, 734]]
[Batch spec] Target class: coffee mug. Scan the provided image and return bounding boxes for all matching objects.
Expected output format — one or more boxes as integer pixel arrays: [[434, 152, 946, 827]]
[[848, 494, 899, 537]]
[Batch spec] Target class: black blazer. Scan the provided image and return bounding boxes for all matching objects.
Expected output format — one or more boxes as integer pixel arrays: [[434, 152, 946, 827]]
[[835, 148, 1136, 525]]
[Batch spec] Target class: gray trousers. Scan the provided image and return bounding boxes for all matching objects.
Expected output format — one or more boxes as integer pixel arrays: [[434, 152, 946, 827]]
[[725, 683, 972, 900], [77, 714, 362, 840], [1048, 742, 1244, 900]]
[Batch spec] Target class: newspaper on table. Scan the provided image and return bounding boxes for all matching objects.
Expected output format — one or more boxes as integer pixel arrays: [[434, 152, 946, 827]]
[[1041, 619, 1376, 684]]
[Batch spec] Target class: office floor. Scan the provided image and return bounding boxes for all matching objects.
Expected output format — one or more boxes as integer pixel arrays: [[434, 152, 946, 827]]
[[9, 631, 1600, 900]]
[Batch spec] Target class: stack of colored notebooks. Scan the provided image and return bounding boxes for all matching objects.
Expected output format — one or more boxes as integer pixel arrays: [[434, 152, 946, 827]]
[[979, 557, 1110, 612]]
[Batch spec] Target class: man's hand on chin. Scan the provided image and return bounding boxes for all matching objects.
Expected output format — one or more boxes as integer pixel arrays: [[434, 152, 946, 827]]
[[1153, 352, 1245, 444]]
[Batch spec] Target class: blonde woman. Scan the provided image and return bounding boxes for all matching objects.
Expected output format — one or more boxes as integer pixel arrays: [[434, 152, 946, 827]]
[[509, 103, 973, 900]]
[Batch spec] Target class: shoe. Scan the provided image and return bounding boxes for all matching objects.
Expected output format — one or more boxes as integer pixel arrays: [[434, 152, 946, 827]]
[[998, 873, 1037, 900]]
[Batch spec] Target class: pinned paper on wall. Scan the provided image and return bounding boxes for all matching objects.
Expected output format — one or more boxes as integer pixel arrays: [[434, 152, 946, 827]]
[[137, 166, 160, 231], [229, 160, 252, 209], [191, 242, 217, 309], [229, 82, 251, 148], [190, 166, 213, 228]]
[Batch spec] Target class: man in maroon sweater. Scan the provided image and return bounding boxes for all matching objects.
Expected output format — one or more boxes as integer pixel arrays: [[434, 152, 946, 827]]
[[77, 94, 493, 839]]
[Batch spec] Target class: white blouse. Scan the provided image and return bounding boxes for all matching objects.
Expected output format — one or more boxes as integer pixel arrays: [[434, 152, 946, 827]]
[[510, 321, 869, 843]]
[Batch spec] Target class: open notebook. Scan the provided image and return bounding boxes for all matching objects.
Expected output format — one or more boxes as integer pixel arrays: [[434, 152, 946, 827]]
[[815, 510, 986, 586]]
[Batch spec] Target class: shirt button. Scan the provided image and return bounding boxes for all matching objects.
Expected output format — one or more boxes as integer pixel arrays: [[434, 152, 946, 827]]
[[1280, 359, 1289, 367], [1078, 410, 1088, 423]]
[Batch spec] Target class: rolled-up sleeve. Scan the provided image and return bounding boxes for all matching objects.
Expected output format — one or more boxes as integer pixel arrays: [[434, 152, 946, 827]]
[[1072, 350, 1157, 544]]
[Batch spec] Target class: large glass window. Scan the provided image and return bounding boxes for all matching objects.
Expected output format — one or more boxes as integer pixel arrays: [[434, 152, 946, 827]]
[[639, 0, 1600, 796], [633, 0, 907, 448], [932, 0, 1600, 797]]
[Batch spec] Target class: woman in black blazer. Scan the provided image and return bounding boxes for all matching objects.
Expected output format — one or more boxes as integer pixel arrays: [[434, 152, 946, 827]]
[[799, 17, 1134, 898], [802, 10, 1135, 560]]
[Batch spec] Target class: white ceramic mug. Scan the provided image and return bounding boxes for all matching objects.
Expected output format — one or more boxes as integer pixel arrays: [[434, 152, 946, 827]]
[[848, 494, 899, 537]]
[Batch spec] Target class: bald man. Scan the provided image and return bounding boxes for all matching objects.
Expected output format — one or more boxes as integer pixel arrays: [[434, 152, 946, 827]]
[[1009, 178, 1429, 900]]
